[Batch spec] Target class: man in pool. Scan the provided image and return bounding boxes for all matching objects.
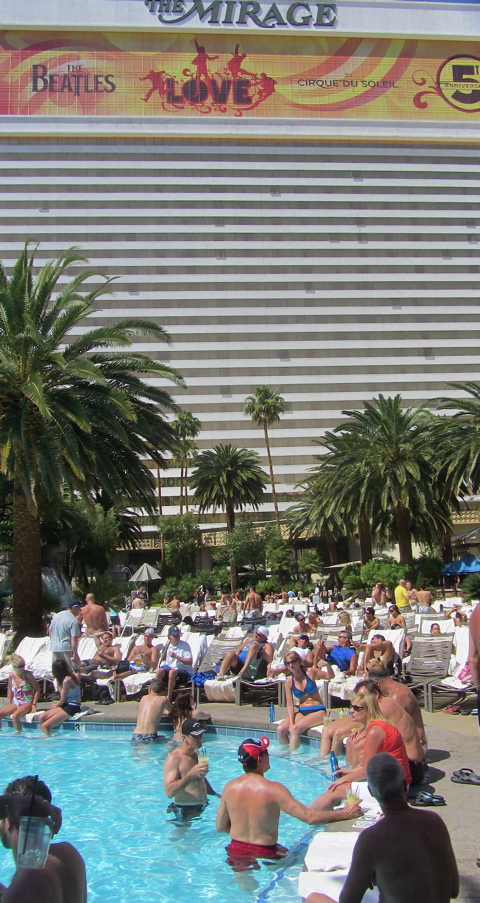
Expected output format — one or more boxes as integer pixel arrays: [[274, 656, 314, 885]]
[[163, 717, 218, 821], [0, 781, 87, 903], [132, 680, 172, 742], [216, 736, 362, 870]]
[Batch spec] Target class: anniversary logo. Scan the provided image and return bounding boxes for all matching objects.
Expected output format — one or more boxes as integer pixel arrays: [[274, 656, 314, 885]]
[[0, 32, 479, 120]]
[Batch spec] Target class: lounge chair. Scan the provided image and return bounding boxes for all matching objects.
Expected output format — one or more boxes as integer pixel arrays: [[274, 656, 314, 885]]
[[424, 626, 475, 712], [403, 636, 453, 706]]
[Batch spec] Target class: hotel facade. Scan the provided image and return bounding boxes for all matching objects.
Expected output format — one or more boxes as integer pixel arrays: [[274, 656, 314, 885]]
[[1, 0, 480, 530]]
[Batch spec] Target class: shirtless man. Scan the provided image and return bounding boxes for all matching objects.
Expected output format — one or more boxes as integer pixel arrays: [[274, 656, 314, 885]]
[[82, 593, 109, 635], [306, 753, 458, 903], [0, 788, 86, 903], [163, 718, 217, 821], [127, 628, 160, 671], [81, 630, 121, 676], [132, 680, 171, 743], [362, 634, 395, 674], [166, 594, 181, 613], [217, 627, 273, 678], [216, 736, 361, 870], [243, 587, 263, 616], [366, 662, 426, 745]]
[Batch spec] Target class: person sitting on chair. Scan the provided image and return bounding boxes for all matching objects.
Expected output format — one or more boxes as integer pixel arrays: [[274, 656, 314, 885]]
[[217, 627, 273, 680], [155, 626, 193, 700]]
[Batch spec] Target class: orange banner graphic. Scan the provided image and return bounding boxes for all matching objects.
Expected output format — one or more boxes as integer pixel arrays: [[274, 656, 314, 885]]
[[1, 31, 480, 119]]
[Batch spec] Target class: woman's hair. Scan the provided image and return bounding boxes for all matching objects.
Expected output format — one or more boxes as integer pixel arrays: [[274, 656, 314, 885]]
[[351, 691, 384, 725], [389, 605, 400, 616], [11, 654, 25, 672], [365, 607, 375, 617], [308, 613, 319, 627], [284, 650, 305, 670], [338, 612, 351, 625], [171, 691, 194, 729], [52, 659, 75, 683]]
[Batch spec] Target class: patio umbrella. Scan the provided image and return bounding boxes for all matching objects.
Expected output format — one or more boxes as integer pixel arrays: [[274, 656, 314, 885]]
[[441, 554, 480, 575], [129, 563, 161, 583]]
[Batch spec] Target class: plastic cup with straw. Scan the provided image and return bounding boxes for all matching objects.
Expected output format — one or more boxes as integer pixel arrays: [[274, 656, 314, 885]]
[[17, 775, 52, 869]]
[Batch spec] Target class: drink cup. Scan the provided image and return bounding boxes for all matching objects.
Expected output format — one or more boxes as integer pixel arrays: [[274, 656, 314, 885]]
[[198, 749, 209, 768], [17, 817, 52, 869], [346, 792, 361, 806]]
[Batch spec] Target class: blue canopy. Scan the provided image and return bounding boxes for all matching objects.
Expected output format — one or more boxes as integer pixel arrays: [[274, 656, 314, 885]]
[[441, 553, 480, 575]]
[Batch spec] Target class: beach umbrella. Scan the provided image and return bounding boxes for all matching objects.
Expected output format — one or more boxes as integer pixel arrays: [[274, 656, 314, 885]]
[[129, 563, 161, 583], [441, 553, 480, 575]]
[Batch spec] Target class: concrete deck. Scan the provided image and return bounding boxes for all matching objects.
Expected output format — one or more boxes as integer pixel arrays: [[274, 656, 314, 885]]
[[69, 698, 480, 902]]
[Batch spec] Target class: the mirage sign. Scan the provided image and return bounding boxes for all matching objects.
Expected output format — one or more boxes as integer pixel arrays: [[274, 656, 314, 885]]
[[144, 0, 337, 29]]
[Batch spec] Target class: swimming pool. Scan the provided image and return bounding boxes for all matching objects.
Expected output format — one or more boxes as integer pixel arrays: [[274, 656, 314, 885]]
[[0, 726, 332, 903]]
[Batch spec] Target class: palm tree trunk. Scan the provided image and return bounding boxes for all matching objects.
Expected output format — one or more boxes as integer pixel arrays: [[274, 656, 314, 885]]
[[441, 528, 453, 563], [179, 462, 184, 515], [323, 525, 338, 566], [264, 424, 280, 529], [394, 501, 413, 566], [185, 462, 189, 512], [12, 479, 43, 638], [358, 509, 373, 564], [225, 499, 238, 591]]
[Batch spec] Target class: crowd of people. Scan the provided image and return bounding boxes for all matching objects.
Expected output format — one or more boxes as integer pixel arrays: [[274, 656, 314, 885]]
[[0, 577, 474, 900]]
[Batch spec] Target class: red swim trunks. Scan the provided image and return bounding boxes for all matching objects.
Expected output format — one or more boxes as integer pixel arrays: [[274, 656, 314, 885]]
[[226, 839, 287, 871]]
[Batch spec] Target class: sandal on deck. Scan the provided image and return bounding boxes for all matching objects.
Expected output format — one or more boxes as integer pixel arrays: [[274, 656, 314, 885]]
[[410, 791, 445, 807], [451, 768, 480, 785], [444, 705, 461, 714]]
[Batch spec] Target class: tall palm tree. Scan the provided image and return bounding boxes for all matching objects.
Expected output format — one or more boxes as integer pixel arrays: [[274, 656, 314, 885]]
[[171, 410, 201, 513], [0, 243, 184, 636], [189, 444, 267, 589], [435, 382, 480, 495], [288, 478, 342, 566], [244, 386, 285, 529], [327, 395, 436, 566]]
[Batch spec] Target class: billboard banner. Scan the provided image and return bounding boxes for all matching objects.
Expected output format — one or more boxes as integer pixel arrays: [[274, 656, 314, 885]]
[[1, 30, 480, 120]]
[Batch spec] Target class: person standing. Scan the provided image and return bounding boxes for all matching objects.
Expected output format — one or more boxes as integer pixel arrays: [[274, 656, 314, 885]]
[[49, 601, 83, 671], [163, 717, 216, 821], [82, 593, 108, 635], [394, 578, 410, 611]]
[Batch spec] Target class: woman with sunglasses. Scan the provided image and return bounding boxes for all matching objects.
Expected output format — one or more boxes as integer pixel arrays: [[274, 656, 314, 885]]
[[277, 652, 334, 751], [331, 691, 411, 789]]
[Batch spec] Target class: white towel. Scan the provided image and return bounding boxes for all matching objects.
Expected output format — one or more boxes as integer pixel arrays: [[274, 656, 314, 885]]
[[299, 869, 380, 901], [304, 831, 358, 871]]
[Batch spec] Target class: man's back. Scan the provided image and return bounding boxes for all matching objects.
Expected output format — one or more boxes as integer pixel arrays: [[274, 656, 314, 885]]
[[4, 841, 86, 903], [220, 774, 283, 845], [82, 603, 108, 633], [340, 807, 458, 903]]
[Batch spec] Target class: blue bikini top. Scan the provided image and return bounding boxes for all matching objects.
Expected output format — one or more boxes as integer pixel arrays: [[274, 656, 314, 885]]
[[291, 674, 318, 699]]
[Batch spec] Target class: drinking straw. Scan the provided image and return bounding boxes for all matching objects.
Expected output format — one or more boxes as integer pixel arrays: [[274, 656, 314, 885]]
[[21, 774, 38, 855]]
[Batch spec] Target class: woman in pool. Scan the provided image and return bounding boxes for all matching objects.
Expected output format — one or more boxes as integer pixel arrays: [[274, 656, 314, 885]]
[[0, 654, 40, 732], [38, 660, 81, 735], [277, 651, 333, 751], [331, 691, 411, 788], [171, 691, 211, 741]]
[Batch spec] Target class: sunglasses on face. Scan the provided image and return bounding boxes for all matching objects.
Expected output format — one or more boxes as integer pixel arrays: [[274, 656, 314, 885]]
[[350, 704, 366, 712]]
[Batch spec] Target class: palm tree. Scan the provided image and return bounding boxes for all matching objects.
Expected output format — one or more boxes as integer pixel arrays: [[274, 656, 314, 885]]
[[435, 382, 480, 495], [326, 395, 436, 566], [189, 444, 268, 589], [244, 386, 285, 529], [0, 243, 184, 636], [171, 410, 201, 513], [288, 479, 342, 566]]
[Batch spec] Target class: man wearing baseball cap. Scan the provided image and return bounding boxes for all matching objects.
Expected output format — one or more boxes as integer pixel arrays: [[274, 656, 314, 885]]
[[216, 735, 361, 869], [125, 627, 160, 673], [164, 717, 217, 821], [155, 626, 193, 700], [49, 600, 85, 672], [217, 626, 273, 679]]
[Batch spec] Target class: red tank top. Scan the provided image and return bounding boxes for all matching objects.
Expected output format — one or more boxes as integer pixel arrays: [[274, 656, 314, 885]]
[[367, 719, 412, 785]]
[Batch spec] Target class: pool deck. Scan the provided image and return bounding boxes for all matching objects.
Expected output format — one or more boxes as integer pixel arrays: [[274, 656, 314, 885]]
[[69, 699, 480, 902]]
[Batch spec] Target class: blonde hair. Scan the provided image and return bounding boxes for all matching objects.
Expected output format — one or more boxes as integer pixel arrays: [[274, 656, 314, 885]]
[[351, 691, 386, 726], [338, 612, 351, 625], [11, 654, 25, 673]]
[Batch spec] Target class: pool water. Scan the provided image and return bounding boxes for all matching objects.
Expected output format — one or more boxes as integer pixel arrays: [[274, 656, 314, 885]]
[[0, 729, 332, 903]]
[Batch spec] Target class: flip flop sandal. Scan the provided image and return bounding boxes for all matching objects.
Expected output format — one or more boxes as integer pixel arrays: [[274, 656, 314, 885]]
[[451, 768, 480, 785], [410, 791, 446, 807], [444, 705, 461, 714]]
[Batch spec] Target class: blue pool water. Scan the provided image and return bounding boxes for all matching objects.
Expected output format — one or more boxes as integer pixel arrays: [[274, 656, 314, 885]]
[[0, 728, 331, 903]]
